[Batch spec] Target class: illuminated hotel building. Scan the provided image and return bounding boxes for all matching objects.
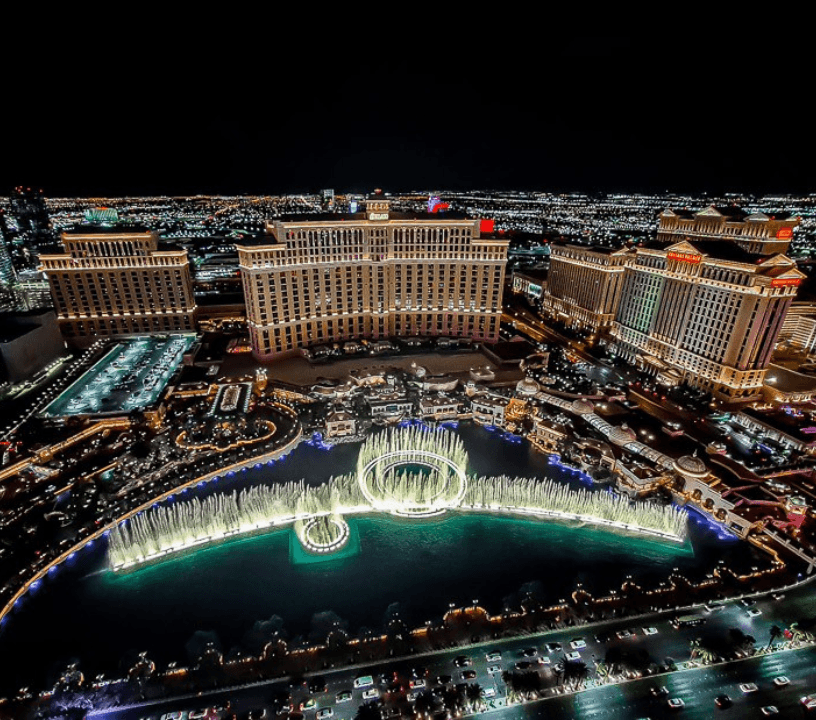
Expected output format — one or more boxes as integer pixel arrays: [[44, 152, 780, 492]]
[[236, 197, 509, 359], [542, 245, 628, 331], [544, 207, 803, 399], [656, 205, 797, 256], [609, 207, 802, 399], [40, 229, 196, 340]]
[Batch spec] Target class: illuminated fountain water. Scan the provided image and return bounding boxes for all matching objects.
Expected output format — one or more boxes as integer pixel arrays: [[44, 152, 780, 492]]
[[463, 475, 687, 539], [357, 426, 467, 516], [108, 427, 688, 570]]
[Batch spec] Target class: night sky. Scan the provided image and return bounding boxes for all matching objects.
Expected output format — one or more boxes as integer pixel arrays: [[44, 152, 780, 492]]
[[4, 20, 813, 198]]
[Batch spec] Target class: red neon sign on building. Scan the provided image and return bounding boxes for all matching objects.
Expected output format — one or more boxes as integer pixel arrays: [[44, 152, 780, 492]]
[[776, 227, 793, 240], [771, 277, 802, 288], [667, 251, 702, 264]]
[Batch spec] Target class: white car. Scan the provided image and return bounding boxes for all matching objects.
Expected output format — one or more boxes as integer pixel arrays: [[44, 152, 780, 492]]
[[643, 627, 658, 635], [739, 682, 758, 693], [570, 638, 587, 650], [747, 608, 762, 618], [565, 651, 582, 662], [773, 676, 789, 687], [484, 687, 496, 698], [485, 652, 502, 662], [316, 709, 333, 720], [667, 698, 684, 709], [487, 665, 501, 674], [362, 688, 379, 700], [761, 707, 779, 717]]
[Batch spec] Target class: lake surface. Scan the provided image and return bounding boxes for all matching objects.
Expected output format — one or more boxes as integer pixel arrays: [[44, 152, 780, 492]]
[[0, 424, 758, 692]]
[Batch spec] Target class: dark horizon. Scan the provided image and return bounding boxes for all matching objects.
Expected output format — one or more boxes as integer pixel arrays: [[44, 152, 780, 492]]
[[4, 26, 814, 200]]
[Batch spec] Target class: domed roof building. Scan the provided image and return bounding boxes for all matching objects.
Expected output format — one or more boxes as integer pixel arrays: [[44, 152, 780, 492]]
[[515, 377, 540, 397], [608, 423, 637, 446], [570, 399, 595, 415], [673, 454, 708, 479]]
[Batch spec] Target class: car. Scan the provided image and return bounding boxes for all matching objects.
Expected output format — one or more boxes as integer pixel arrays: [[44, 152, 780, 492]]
[[461, 670, 477, 680], [537, 656, 551, 665], [739, 598, 756, 608], [570, 638, 587, 650], [522, 647, 538, 657], [802, 695, 816, 709], [436, 674, 452, 685], [302, 699, 317, 710], [595, 631, 612, 643], [715, 694, 732, 708], [409, 679, 426, 690], [190, 711, 209, 720], [485, 652, 502, 662], [739, 683, 758, 693], [565, 652, 581, 662], [487, 664, 501, 674], [335, 691, 352, 703], [362, 688, 379, 700], [747, 608, 762, 618], [667, 698, 684, 709], [773, 676, 789, 687], [515, 660, 532, 671], [316, 710, 333, 720], [761, 707, 779, 716], [651, 686, 669, 698], [454, 655, 472, 667], [616, 630, 632, 639], [643, 627, 658, 636], [704, 602, 725, 613], [483, 687, 496, 699], [545, 642, 562, 653], [353, 675, 374, 689]]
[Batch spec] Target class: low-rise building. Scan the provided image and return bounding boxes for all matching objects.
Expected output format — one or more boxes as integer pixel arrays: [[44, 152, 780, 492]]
[[470, 393, 509, 426], [325, 409, 357, 438], [419, 395, 462, 420]]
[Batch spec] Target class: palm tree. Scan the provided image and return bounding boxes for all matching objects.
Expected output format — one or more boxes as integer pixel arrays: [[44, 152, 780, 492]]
[[766, 625, 783, 650], [789, 623, 813, 646], [563, 659, 588, 690], [466, 682, 485, 712]]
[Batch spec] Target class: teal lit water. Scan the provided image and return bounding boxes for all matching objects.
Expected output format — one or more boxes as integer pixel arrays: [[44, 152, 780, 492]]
[[0, 424, 758, 692]]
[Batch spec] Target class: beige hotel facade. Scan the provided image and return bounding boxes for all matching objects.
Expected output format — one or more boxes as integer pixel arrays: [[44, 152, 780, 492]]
[[542, 206, 803, 400], [40, 229, 197, 341], [237, 198, 509, 359]]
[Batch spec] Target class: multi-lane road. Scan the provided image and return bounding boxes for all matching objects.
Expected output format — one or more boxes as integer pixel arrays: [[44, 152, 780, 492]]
[[87, 579, 816, 720]]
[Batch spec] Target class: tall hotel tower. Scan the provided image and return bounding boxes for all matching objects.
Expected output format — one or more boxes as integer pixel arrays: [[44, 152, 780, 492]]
[[546, 206, 802, 400], [40, 229, 196, 341], [237, 197, 509, 359]]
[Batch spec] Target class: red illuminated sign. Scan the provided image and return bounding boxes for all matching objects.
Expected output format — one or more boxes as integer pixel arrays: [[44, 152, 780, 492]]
[[771, 277, 802, 288], [480, 219, 495, 234], [667, 251, 702, 264], [776, 227, 793, 240]]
